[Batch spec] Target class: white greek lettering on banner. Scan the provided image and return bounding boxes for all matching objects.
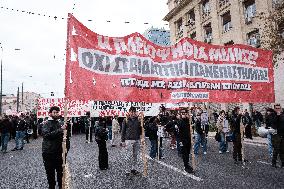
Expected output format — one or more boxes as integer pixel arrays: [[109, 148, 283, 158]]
[[78, 48, 269, 83]]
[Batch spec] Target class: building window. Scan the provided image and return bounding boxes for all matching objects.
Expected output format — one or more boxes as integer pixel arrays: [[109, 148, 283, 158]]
[[247, 30, 260, 48], [224, 40, 234, 46], [190, 32, 197, 40], [174, 0, 182, 7], [187, 9, 195, 27], [272, 0, 284, 9], [204, 23, 213, 43], [219, 0, 230, 8], [222, 11, 232, 33], [202, 0, 211, 17], [176, 18, 183, 39], [244, 0, 256, 24]]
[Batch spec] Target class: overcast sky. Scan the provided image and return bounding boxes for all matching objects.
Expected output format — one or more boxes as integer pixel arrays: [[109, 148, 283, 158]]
[[0, 0, 169, 98]]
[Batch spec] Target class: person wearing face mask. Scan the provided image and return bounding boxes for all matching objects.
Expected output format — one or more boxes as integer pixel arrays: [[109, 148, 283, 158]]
[[42, 106, 67, 189]]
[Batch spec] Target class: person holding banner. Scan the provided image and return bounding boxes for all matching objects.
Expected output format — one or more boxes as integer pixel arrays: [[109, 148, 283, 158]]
[[42, 106, 67, 189], [121, 106, 142, 176]]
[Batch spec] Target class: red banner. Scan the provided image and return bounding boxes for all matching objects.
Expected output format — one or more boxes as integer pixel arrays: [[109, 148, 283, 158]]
[[65, 14, 274, 103]]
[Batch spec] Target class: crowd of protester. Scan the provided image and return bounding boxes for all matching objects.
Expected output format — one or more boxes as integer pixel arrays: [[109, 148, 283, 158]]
[[0, 103, 283, 188]]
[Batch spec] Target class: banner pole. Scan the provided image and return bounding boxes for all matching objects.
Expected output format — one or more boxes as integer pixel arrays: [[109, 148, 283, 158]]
[[157, 131, 160, 161], [88, 118, 91, 143], [188, 107, 196, 171], [62, 98, 68, 189], [140, 103, 148, 176], [241, 118, 246, 167], [70, 121, 73, 137]]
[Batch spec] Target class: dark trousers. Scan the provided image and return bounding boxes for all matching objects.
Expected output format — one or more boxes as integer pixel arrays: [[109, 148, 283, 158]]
[[42, 153, 63, 189], [272, 135, 284, 166], [97, 140, 108, 169], [233, 133, 242, 161], [245, 125, 252, 139], [85, 127, 93, 142], [181, 143, 192, 169]]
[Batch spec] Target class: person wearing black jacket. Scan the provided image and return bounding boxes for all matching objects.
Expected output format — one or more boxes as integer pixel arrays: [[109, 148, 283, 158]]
[[193, 113, 209, 155], [95, 117, 109, 170], [242, 111, 253, 139], [252, 109, 263, 128], [42, 106, 67, 189], [265, 108, 277, 158], [12, 114, 27, 151], [0, 115, 12, 153], [145, 117, 162, 159], [230, 107, 244, 164], [85, 112, 93, 143], [272, 104, 284, 168], [176, 113, 193, 173]]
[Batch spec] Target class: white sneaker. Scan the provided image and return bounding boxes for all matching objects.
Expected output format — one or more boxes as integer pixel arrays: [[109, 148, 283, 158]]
[[219, 151, 222, 154], [226, 150, 229, 153], [203, 152, 207, 155]]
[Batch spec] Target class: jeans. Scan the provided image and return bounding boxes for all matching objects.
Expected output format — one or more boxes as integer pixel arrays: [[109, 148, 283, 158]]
[[176, 137, 182, 156], [194, 133, 207, 154], [149, 139, 163, 159], [219, 132, 228, 153], [255, 120, 261, 128], [267, 133, 273, 158], [1, 133, 10, 152], [15, 131, 25, 149], [107, 126, 112, 140]]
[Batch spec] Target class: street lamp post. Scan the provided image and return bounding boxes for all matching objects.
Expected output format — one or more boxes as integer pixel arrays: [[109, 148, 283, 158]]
[[0, 43, 3, 116]]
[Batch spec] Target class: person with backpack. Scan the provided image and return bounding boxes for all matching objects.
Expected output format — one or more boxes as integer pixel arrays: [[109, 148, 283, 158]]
[[95, 117, 109, 170]]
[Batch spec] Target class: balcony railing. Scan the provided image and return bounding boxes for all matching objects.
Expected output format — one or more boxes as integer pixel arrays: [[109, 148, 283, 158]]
[[204, 34, 213, 43], [247, 37, 260, 48], [187, 19, 195, 27], [177, 30, 184, 39], [202, 10, 211, 20], [223, 22, 232, 33], [245, 16, 253, 24]]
